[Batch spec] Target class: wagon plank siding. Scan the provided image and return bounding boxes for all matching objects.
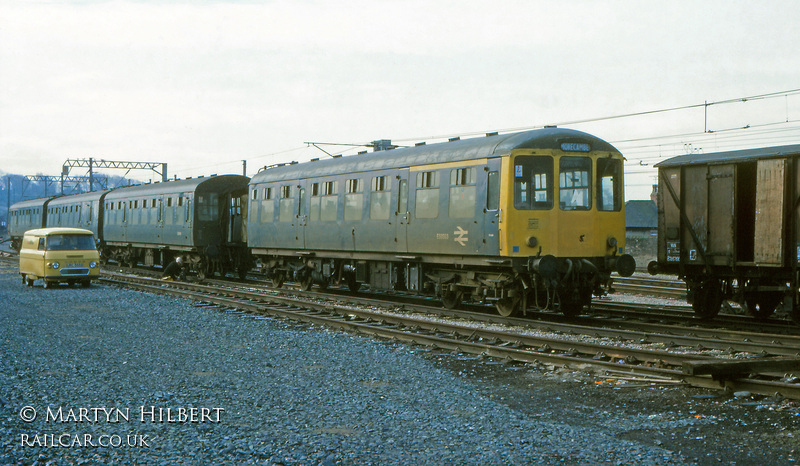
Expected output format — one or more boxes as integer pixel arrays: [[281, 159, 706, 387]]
[[754, 159, 785, 265]]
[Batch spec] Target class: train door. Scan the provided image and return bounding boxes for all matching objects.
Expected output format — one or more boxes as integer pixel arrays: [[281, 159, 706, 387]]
[[156, 197, 163, 242], [227, 192, 247, 244], [706, 165, 735, 266], [296, 186, 307, 249], [754, 158, 786, 265], [681, 165, 709, 266], [482, 160, 502, 255], [394, 174, 409, 253]]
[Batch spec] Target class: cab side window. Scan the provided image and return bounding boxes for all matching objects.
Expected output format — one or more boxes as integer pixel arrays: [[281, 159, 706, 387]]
[[38, 238, 45, 251]]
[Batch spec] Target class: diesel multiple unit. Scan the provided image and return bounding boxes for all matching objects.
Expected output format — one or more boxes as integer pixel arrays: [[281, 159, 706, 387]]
[[9, 127, 635, 316]]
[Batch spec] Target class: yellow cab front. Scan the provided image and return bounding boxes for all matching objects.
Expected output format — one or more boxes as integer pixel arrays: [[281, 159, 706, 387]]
[[19, 227, 100, 288]]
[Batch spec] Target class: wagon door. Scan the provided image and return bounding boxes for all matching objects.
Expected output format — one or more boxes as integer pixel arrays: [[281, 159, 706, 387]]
[[682, 165, 709, 265], [706, 165, 735, 266], [754, 158, 786, 265]]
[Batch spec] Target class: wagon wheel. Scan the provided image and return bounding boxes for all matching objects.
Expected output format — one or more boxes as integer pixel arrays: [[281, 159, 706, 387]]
[[441, 290, 462, 310], [299, 274, 313, 291], [743, 293, 783, 321], [691, 279, 722, 320]]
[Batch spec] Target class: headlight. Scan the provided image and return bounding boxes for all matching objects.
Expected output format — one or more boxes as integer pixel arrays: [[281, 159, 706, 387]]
[[89, 261, 97, 268], [50, 262, 60, 269]]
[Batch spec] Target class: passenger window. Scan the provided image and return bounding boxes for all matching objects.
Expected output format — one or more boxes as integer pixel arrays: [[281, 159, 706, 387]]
[[487, 171, 499, 210], [344, 179, 363, 222], [370, 175, 391, 220], [514, 156, 553, 210], [415, 171, 439, 219], [559, 156, 592, 210], [596, 158, 622, 211], [449, 167, 476, 218]]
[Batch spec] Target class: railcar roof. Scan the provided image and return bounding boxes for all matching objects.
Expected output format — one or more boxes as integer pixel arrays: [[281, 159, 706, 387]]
[[47, 190, 109, 205], [104, 174, 249, 199], [655, 144, 800, 168], [9, 197, 53, 210], [251, 127, 619, 183]]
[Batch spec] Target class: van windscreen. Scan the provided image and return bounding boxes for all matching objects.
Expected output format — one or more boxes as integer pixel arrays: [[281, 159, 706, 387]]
[[46, 235, 96, 251]]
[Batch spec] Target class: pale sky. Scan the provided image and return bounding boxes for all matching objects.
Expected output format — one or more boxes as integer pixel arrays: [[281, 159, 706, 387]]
[[1, 0, 799, 199]]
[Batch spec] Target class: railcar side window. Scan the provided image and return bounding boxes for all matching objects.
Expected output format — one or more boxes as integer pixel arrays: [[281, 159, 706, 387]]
[[596, 158, 622, 211], [344, 179, 364, 222], [559, 157, 591, 210], [415, 171, 439, 219], [487, 171, 499, 210], [370, 175, 391, 220], [260, 186, 275, 223], [279, 185, 293, 222], [514, 156, 553, 210], [197, 194, 220, 221], [449, 167, 477, 218]]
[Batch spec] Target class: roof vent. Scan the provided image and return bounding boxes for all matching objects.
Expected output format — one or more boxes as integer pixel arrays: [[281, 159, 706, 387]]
[[310, 158, 319, 162], [544, 125, 557, 128], [415, 142, 426, 146], [486, 132, 498, 137], [358, 150, 368, 155], [448, 137, 460, 142]]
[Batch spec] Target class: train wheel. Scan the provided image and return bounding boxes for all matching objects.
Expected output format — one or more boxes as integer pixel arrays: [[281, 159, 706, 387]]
[[25, 277, 34, 287], [269, 272, 285, 289], [238, 268, 248, 280], [81, 280, 91, 288], [441, 291, 462, 310], [318, 278, 329, 291], [300, 275, 313, 291], [495, 297, 520, 317], [744, 294, 782, 321], [692, 279, 722, 320], [43, 280, 52, 289], [346, 274, 361, 293]]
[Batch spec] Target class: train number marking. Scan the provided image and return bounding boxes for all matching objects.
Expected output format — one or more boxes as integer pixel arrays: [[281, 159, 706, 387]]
[[454, 226, 468, 246]]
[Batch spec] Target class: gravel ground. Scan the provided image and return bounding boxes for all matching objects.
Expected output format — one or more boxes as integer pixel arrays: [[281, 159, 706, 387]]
[[0, 261, 798, 465]]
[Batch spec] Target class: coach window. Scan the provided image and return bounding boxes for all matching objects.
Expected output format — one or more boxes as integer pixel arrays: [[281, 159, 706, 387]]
[[261, 187, 275, 223], [449, 167, 476, 218], [415, 171, 439, 219], [514, 156, 553, 210], [370, 175, 390, 220], [309, 182, 321, 221], [344, 179, 363, 222], [596, 157, 622, 211], [487, 171, 500, 210], [197, 193, 220, 222], [279, 185, 293, 222], [320, 181, 338, 222], [559, 157, 591, 210]]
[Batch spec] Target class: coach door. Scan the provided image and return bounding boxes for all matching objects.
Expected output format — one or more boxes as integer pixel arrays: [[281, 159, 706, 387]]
[[394, 174, 409, 253], [482, 160, 502, 255], [296, 187, 307, 249]]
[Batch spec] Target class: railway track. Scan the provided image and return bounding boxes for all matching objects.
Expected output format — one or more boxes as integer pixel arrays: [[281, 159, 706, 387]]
[[100, 271, 800, 400]]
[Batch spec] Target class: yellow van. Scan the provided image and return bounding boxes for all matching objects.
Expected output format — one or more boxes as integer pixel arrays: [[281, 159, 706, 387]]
[[19, 227, 100, 288]]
